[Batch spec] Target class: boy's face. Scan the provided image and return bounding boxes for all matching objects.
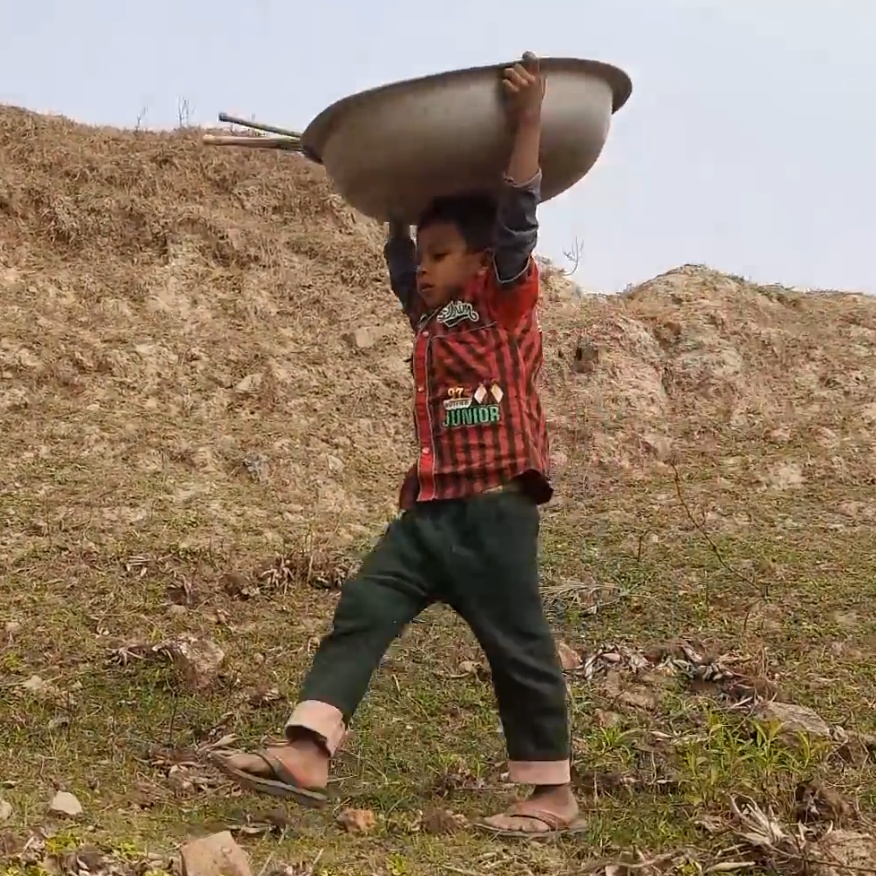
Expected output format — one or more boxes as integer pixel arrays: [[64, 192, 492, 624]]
[[416, 221, 488, 310]]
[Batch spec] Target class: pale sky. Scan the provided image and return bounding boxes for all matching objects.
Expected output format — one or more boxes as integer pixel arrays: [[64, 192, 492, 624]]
[[3, 0, 874, 293]]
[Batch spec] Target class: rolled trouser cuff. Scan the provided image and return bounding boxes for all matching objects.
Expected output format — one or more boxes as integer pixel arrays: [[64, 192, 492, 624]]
[[285, 700, 346, 755], [508, 759, 571, 785]]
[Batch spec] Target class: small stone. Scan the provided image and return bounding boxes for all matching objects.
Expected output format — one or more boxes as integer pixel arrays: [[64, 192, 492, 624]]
[[422, 808, 468, 835], [337, 807, 376, 834], [346, 325, 392, 350], [325, 454, 344, 474], [459, 659, 485, 678], [180, 830, 252, 876], [49, 790, 82, 818], [0, 799, 12, 822], [234, 373, 262, 395], [594, 709, 623, 729], [556, 640, 582, 671], [167, 637, 225, 691], [618, 686, 659, 711], [753, 701, 831, 738]]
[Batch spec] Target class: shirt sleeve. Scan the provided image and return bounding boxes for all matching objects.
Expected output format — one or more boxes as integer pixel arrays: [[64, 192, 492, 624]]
[[488, 172, 541, 328], [383, 231, 421, 327], [493, 170, 541, 287]]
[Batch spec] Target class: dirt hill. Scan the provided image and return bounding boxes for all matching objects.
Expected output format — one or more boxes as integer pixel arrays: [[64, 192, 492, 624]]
[[2, 106, 876, 876]]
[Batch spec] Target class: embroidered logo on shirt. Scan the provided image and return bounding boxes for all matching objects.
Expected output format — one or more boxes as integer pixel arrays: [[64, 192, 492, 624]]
[[442, 383, 503, 429], [443, 386, 473, 411], [436, 300, 480, 327]]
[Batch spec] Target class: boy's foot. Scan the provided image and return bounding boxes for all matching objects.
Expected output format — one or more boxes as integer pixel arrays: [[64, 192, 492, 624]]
[[478, 785, 584, 837], [208, 739, 330, 806]]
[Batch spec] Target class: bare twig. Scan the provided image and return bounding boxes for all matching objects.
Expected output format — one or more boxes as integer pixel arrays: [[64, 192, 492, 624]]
[[670, 462, 760, 593], [560, 237, 582, 277], [177, 97, 193, 129]]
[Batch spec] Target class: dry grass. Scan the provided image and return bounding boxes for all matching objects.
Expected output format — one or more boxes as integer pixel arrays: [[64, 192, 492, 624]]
[[2, 105, 876, 876]]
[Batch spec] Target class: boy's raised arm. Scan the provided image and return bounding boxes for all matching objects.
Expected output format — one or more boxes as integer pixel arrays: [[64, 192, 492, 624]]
[[493, 167, 540, 287], [493, 53, 544, 288], [383, 219, 419, 323]]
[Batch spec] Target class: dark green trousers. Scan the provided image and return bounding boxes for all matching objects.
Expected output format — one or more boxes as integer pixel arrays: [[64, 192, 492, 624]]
[[299, 490, 570, 769]]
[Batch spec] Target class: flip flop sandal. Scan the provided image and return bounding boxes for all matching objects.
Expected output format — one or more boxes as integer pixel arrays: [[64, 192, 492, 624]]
[[475, 807, 588, 839], [208, 749, 328, 807]]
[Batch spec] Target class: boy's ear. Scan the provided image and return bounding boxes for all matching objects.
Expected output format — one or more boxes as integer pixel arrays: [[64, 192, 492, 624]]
[[478, 248, 493, 272]]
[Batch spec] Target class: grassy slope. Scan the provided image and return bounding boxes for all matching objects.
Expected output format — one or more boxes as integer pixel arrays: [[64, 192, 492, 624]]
[[2, 107, 876, 876]]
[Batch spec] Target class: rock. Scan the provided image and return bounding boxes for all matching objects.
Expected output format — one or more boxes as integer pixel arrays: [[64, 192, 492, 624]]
[[594, 709, 623, 729], [336, 807, 376, 834], [422, 808, 468, 835], [167, 637, 225, 691], [49, 790, 82, 818], [0, 799, 12, 822], [458, 659, 490, 681], [346, 325, 392, 350], [618, 686, 659, 711], [753, 701, 831, 738], [324, 454, 344, 474], [234, 373, 262, 395], [246, 686, 282, 708], [181, 831, 252, 876]]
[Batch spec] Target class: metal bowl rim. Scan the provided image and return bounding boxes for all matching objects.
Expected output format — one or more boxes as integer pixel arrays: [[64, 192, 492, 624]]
[[301, 56, 632, 165]]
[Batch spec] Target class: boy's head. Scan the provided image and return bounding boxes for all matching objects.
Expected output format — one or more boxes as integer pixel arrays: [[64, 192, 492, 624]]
[[415, 192, 497, 309]]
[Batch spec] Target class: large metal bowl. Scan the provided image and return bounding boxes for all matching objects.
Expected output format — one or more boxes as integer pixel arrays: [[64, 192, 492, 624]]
[[301, 57, 632, 224]]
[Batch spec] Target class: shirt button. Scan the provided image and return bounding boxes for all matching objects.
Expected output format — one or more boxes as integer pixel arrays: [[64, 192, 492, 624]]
[[422, 331, 429, 338], [417, 385, 424, 393], [421, 447, 430, 455]]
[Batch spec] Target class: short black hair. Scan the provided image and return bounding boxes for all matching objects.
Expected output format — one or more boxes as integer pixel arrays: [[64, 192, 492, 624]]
[[416, 191, 498, 252]]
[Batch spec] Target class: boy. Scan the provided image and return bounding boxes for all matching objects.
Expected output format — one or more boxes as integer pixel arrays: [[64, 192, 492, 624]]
[[211, 52, 582, 837]]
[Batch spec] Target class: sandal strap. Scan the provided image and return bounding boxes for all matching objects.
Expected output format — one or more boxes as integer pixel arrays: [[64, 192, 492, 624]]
[[505, 804, 569, 831], [252, 750, 298, 787]]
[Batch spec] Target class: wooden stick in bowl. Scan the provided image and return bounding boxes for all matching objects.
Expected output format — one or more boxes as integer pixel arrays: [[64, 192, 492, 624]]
[[218, 112, 302, 139], [202, 133, 303, 152]]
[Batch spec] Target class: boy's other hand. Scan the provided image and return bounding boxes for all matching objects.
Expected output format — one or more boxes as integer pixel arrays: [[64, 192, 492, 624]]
[[501, 52, 545, 127]]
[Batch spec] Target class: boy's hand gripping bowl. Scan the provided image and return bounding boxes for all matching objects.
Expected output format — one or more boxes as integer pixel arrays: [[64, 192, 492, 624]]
[[203, 57, 632, 225]]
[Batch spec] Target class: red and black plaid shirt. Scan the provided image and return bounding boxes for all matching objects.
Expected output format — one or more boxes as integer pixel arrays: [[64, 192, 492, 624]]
[[394, 259, 552, 509]]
